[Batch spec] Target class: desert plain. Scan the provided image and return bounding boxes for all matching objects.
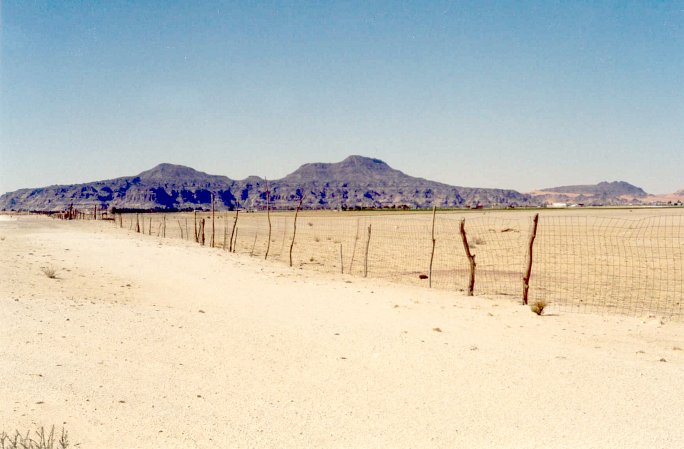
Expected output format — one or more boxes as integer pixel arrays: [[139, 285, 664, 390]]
[[1, 213, 683, 448]]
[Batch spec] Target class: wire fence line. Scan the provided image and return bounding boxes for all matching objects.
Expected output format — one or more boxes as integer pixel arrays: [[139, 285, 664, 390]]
[[107, 210, 684, 320]]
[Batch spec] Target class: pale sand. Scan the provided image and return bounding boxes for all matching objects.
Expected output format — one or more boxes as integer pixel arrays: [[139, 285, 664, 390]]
[[1, 216, 682, 448]]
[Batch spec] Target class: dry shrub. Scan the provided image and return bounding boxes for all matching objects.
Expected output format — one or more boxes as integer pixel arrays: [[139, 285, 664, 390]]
[[0, 426, 71, 449], [41, 265, 58, 279], [530, 299, 547, 316]]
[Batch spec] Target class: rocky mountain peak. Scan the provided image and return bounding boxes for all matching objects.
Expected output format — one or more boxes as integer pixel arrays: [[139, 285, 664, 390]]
[[138, 163, 208, 182], [283, 155, 402, 184], [339, 155, 390, 169]]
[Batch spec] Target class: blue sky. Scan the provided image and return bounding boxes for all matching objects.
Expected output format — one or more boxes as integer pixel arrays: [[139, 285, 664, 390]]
[[1, 1, 683, 194]]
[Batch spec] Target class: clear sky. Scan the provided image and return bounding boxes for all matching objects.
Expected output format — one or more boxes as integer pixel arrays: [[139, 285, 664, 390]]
[[1, 1, 683, 195]]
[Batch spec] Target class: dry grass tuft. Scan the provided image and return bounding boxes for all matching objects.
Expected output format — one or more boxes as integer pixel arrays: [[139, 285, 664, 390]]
[[41, 265, 58, 279], [530, 299, 547, 316], [0, 426, 71, 449]]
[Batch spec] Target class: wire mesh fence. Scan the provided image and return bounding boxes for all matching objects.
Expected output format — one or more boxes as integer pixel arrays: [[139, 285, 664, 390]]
[[112, 210, 684, 320]]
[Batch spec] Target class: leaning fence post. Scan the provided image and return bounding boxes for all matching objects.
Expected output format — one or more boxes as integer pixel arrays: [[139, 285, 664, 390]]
[[289, 195, 304, 267], [348, 218, 360, 275], [210, 194, 216, 248], [264, 180, 272, 260], [229, 209, 239, 252], [250, 233, 258, 256], [223, 213, 228, 250], [428, 206, 437, 288], [522, 213, 539, 305], [460, 218, 476, 296], [364, 224, 372, 278], [194, 210, 198, 243]]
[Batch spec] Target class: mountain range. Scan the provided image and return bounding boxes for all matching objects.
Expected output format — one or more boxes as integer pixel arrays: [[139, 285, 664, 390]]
[[0, 156, 680, 211]]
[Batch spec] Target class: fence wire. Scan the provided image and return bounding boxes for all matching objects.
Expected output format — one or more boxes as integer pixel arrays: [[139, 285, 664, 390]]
[[116, 211, 684, 320]]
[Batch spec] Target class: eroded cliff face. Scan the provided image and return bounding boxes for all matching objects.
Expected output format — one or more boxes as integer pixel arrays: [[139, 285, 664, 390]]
[[0, 157, 536, 212]]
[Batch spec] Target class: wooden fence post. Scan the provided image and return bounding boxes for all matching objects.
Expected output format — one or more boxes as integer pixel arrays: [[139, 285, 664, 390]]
[[223, 213, 228, 250], [522, 213, 539, 305], [250, 233, 258, 256], [264, 180, 272, 260], [460, 218, 476, 296], [428, 206, 437, 288], [289, 195, 304, 267], [210, 194, 215, 248], [194, 211, 198, 243], [232, 227, 238, 253], [349, 219, 360, 275], [364, 224, 372, 278], [229, 209, 239, 252]]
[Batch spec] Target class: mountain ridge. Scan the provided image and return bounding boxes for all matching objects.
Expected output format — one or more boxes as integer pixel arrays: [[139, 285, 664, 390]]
[[1, 157, 668, 211], [0, 156, 533, 211]]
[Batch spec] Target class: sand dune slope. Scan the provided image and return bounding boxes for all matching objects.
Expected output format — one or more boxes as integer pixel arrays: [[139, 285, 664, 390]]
[[1, 217, 682, 448]]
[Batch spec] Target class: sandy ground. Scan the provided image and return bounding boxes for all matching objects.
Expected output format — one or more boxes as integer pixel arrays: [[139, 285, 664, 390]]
[[1, 216, 683, 449]]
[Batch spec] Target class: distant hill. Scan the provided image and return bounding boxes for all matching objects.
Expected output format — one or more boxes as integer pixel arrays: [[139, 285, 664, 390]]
[[529, 181, 650, 206], [540, 181, 647, 197], [0, 156, 536, 211]]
